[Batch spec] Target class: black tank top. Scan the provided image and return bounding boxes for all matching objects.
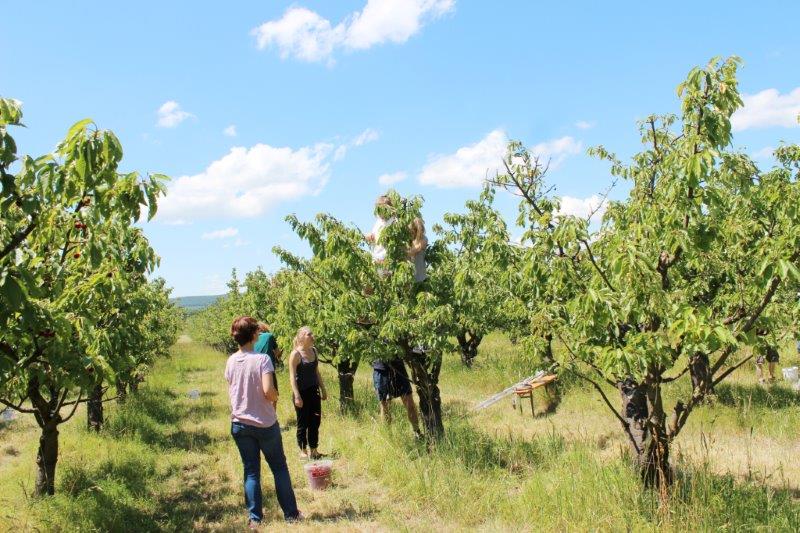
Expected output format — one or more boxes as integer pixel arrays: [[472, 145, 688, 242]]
[[295, 348, 319, 391]]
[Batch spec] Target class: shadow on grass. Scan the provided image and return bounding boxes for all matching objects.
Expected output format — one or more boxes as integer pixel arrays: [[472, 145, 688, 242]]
[[153, 461, 238, 528], [655, 468, 800, 530], [715, 382, 800, 409], [55, 454, 238, 531], [396, 417, 566, 476], [309, 504, 377, 523], [105, 387, 224, 452]]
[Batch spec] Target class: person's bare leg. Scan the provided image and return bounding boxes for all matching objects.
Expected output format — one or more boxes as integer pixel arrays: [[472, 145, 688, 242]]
[[768, 362, 777, 382], [400, 393, 421, 435], [379, 400, 392, 424], [756, 362, 765, 384]]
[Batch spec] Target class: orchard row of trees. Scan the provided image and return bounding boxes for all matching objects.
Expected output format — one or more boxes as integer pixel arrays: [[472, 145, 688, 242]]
[[0, 99, 182, 496], [188, 57, 800, 490]]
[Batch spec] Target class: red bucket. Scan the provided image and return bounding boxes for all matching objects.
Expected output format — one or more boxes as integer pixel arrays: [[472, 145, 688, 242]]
[[303, 460, 332, 490]]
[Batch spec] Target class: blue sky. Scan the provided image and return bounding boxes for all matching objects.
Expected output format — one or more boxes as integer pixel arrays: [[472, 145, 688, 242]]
[[3, 1, 799, 296]]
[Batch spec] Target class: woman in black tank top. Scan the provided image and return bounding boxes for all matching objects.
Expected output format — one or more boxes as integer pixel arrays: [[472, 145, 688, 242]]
[[289, 326, 327, 459]]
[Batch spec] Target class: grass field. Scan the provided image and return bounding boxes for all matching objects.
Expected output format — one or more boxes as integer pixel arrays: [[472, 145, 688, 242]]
[[1, 334, 798, 531]]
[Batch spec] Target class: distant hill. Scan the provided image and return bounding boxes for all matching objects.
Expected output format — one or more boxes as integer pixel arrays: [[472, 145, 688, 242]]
[[171, 294, 224, 313]]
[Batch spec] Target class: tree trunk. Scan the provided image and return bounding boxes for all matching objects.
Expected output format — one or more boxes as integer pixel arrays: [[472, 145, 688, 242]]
[[456, 331, 482, 368], [619, 378, 672, 489], [116, 377, 128, 404], [541, 334, 561, 412], [35, 422, 59, 496], [87, 384, 103, 431], [689, 351, 714, 397], [336, 360, 358, 413], [404, 347, 444, 440]]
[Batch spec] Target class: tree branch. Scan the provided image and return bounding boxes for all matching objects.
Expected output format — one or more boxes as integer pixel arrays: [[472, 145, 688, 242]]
[[0, 396, 37, 414], [0, 217, 37, 262], [661, 365, 689, 383], [60, 392, 83, 423], [579, 239, 615, 291], [568, 367, 641, 455], [712, 353, 754, 388]]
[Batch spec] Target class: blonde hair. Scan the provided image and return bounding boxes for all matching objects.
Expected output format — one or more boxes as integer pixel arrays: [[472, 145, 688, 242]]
[[410, 217, 427, 250], [293, 326, 313, 349]]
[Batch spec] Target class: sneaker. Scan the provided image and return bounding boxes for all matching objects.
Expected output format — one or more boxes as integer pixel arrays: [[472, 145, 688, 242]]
[[299, 449, 309, 459], [286, 511, 305, 523], [247, 519, 261, 530]]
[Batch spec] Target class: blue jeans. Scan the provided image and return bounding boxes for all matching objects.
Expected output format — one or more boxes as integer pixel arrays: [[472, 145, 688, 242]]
[[231, 421, 299, 522]]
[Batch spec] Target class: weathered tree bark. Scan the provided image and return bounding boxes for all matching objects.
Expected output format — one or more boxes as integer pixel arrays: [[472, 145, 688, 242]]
[[115, 377, 128, 404], [689, 351, 714, 397], [619, 378, 672, 488], [541, 334, 561, 412], [35, 422, 59, 496], [456, 331, 482, 368], [87, 384, 103, 431], [336, 360, 358, 413], [404, 346, 444, 440]]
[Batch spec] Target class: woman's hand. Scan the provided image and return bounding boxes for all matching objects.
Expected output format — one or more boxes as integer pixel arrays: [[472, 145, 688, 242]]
[[320, 389, 327, 401], [294, 395, 303, 408]]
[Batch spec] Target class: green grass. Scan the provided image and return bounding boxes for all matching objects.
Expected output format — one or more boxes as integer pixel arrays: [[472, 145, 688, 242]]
[[0, 334, 798, 531]]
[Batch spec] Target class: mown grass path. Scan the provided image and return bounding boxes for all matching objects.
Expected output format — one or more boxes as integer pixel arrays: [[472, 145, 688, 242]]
[[1, 336, 799, 531]]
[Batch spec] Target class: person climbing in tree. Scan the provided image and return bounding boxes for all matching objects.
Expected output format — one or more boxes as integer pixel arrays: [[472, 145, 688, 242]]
[[407, 215, 428, 284], [255, 322, 282, 409], [756, 344, 780, 384], [288, 326, 327, 459], [365, 195, 395, 265], [225, 316, 302, 527], [365, 193, 428, 283], [372, 357, 422, 438]]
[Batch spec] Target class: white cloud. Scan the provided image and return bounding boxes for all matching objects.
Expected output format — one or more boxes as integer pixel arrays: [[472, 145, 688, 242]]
[[557, 194, 606, 220], [530, 136, 583, 168], [353, 127, 380, 146], [252, 0, 455, 64], [157, 142, 333, 222], [418, 129, 506, 188], [333, 128, 380, 161], [752, 146, 775, 160], [157, 100, 194, 128], [202, 227, 239, 240], [333, 145, 348, 161], [418, 130, 582, 188], [731, 87, 800, 131], [378, 171, 408, 186], [345, 0, 454, 50], [223, 125, 237, 137], [575, 120, 595, 130]]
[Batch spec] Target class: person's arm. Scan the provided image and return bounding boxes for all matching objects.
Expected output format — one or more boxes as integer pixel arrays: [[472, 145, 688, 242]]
[[262, 372, 278, 402], [288, 350, 303, 407], [316, 359, 327, 401], [260, 355, 278, 402]]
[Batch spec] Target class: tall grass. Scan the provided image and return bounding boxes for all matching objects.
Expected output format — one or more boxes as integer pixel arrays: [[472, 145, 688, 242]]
[[0, 335, 797, 531]]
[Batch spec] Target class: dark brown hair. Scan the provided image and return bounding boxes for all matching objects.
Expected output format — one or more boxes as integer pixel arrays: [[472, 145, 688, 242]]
[[231, 316, 259, 346]]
